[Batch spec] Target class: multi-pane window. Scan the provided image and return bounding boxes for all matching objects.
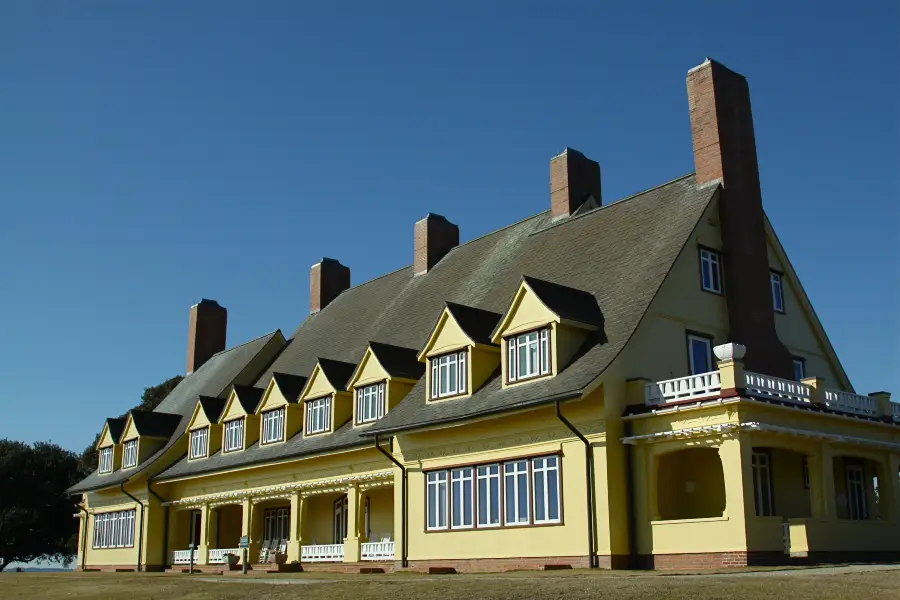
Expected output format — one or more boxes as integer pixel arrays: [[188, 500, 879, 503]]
[[430, 351, 467, 399], [356, 383, 385, 424], [751, 451, 774, 517], [507, 328, 550, 382], [98, 446, 113, 474], [223, 418, 244, 452], [427, 455, 560, 531], [92, 510, 136, 549], [122, 439, 138, 469], [792, 357, 806, 382], [687, 334, 714, 375], [189, 428, 208, 459], [700, 248, 723, 294], [263, 508, 290, 546], [306, 396, 331, 434], [846, 465, 868, 521], [770, 271, 785, 313], [261, 408, 285, 444]]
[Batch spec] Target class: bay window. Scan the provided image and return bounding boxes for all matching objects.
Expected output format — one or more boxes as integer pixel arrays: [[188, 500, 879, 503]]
[[506, 328, 550, 382], [261, 408, 285, 444], [98, 446, 113, 474], [189, 427, 208, 459], [356, 383, 385, 424], [430, 350, 467, 399], [223, 418, 244, 452], [306, 396, 331, 434], [92, 510, 135, 549], [122, 439, 138, 469]]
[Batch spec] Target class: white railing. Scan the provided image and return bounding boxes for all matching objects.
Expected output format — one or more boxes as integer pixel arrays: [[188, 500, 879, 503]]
[[644, 371, 721, 405], [208, 548, 241, 564], [893, 402, 900, 420], [301, 544, 344, 563], [744, 372, 811, 404], [171, 549, 198, 565], [361, 541, 394, 561], [824, 390, 878, 417]]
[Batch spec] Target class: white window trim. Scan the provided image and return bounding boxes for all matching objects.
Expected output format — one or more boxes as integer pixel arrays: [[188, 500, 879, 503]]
[[687, 334, 714, 375], [792, 357, 806, 382], [532, 456, 561, 524], [306, 396, 332, 435], [430, 350, 468, 400], [189, 427, 209, 460], [503, 460, 530, 525], [426, 471, 449, 531], [356, 383, 385, 424], [98, 446, 113, 474], [261, 408, 285, 445], [450, 467, 474, 529], [92, 509, 136, 549], [752, 451, 775, 517], [506, 328, 551, 383], [476, 465, 501, 527], [223, 418, 244, 453], [700, 248, 723, 294], [122, 439, 138, 469], [771, 271, 785, 313]]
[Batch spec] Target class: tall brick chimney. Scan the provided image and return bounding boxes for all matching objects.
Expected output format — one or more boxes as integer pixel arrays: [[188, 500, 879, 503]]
[[414, 213, 459, 275], [310, 258, 350, 313], [687, 58, 792, 378], [550, 148, 601, 221], [186, 299, 227, 375]]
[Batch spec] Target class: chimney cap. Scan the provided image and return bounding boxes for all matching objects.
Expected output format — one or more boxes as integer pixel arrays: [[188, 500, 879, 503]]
[[313, 257, 346, 266], [194, 298, 222, 307], [416, 212, 453, 224]]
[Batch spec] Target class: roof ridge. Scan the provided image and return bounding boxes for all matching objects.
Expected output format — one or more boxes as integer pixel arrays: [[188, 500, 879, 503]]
[[207, 329, 281, 360]]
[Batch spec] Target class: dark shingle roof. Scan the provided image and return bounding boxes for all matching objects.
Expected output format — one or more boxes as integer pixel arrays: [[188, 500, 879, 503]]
[[128, 410, 182, 438], [198, 396, 227, 424], [317, 358, 358, 392], [369, 342, 425, 380], [232, 385, 265, 414], [271, 372, 308, 403], [445, 302, 502, 346], [67, 330, 283, 494], [520, 275, 604, 328], [153, 174, 717, 482], [104, 417, 126, 445]]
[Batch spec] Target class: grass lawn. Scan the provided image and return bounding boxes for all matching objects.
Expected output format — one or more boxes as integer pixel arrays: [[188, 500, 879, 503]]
[[1, 567, 898, 600]]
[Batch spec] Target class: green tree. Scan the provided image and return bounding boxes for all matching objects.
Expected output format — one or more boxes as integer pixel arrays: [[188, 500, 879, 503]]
[[77, 375, 183, 476], [0, 440, 81, 571]]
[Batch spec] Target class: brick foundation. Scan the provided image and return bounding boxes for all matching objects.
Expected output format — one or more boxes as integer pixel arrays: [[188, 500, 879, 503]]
[[637, 551, 788, 570], [403, 555, 594, 573], [75, 564, 165, 573], [299, 561, 394, 574]]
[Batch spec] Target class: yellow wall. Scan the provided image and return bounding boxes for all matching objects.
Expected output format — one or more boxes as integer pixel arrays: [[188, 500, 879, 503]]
[[365, 486, 394, 541], [388, 381, 414, 413], [98, 425, 117, 448], [425, 311, 472, 357], [554, 323, 589, 374], [222, 393, 249, 422], [769, 447, 812, 518], [353, 351, 389, 387], [499, 285, 557, 337], [656, 448, 725, 520], [470, 346, 500, 394]]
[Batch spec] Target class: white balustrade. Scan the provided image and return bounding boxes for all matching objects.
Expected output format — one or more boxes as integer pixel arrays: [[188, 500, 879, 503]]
[[361, 541, 395, 561], [824, 390, 878, 417], [644, 371, 721, 405], [744, 372, 811, 404], [208, 548, 241, 564], [301, 544, 344, 563], [171, 549, 198, 565]]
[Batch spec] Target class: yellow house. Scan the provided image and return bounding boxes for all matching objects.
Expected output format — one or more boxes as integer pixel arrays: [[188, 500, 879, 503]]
[[68, 58, 899, 573]]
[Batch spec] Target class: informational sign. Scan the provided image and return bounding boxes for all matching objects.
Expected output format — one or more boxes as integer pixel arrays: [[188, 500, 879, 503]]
[[239, 535, 250, 549]]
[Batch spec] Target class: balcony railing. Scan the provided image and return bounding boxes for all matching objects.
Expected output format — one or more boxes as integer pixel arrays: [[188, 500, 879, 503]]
[[824, 390, 878, 417], [743, 372, 811, 404], [208, 548, 241, 564], [893, 402, 900, 420], [171, 549, 198, 565], [644, 371, 721, 405], [361, 541, 395, 561], [301, 544, 344, 562]]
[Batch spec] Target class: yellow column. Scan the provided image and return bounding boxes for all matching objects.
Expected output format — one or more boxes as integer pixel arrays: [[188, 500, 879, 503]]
[[76, 511, 88, 570], [241, 498, 260, 561], [818, 444, 837, 520], [287, 492, 305, 562], [197, 503, 211, 564], [343, 484, 361, 562], [885, 453, 900, 522], [718, 435, 752, 550]]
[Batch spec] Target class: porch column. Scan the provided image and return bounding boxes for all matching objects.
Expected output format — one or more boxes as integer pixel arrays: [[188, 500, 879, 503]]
[[810, 444, 837, 519], [719, 435, 754, 520], [197, 503, 211, 564], [886, 453, 900, 522], [343, 484, 361, 562], [287, 492, 305, 562], [241, 498, 260, 560]]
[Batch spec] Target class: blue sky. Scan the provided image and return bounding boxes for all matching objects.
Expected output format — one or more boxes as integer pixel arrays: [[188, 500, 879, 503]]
[[1, 1, 897, 454]]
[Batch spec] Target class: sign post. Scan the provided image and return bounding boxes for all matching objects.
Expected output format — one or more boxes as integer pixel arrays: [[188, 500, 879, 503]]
[[188, 543, 195, 575], [239, 535, 250, 575]]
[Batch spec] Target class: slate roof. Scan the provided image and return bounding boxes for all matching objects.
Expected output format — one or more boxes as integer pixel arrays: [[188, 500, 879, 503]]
[[103, 417, 126, 445], [153, 174, 718, 482], [271, 372, 308, 403], [445, 302, 502, 346], [198, 396, 227, 424], [520, 275, 604, 328], [369, 342, 425, 380], [67, 330, 282, 494], [317, 358, 358, 392], [128, 410, 182, 438], [232, 385, 265, 414]]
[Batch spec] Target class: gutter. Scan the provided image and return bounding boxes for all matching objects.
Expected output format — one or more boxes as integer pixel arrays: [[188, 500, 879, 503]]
[[623, 420, 638, 568], [147, 481, 168, 569], [120, 483, 145, 572], [374, 434, 407, 568], [75, 504, 90, 571], [554, 400, 597, 568]]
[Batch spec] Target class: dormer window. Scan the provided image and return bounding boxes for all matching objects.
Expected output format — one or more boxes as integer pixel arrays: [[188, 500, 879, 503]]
[[356, 383, 385, 424], [430, 351, 467, 400], [306, 396, 331, 434], [122, 440, 138, 468], [261, 408, 285, 444], [98, 446, 113, 474], [189, 428, 209, 459], [506, 328, 550, 383], [223, 418, 244, 452]]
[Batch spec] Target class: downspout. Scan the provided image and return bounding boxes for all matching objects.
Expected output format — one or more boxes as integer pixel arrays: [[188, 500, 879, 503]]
[[120, 483, 145, 572], [623, 420, 638, 569], [555, 400, 597, 568], [75, 504, 90, 571], [147, 481, 168, 569], [374, 434, 407, 568]]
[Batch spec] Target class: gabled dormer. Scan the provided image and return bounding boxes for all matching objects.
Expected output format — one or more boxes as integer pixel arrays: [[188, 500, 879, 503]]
[[256, 372, 308, 445], [491, 276, 602, 388], [418, 303, 502, 402], [120, 410, 181, 470], [348, 342, 424, 425], [186, 396, 226, 461], [298, 358, 357, 437], [219, 385, 264, 453], [96, 417, 125, 474]]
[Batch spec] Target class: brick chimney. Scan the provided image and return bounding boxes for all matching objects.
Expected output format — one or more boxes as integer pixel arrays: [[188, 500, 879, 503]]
[[550, 148, 601, 221], [310, 258, 350, 313], [414, 213, 459, 275], [186, 299, 227, 375], [687, 58, 792, 378]]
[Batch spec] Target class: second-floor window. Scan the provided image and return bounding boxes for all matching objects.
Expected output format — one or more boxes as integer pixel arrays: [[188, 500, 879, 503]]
[[189, 428, 208, 459], [687, 333, 713, 374], [223, 418, 244, 452], [793, 357, 806, 382], [356, 383, 385, 424], [262, 408, 285, 444], [770, 271, 785, 313], [122, 439, 138, 468], [306, 396, 331, 434], [431, 351, 467, 399], [98, 446, 113, 474], [700, 248, 723, 294], [507, 328, 550, 382]]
